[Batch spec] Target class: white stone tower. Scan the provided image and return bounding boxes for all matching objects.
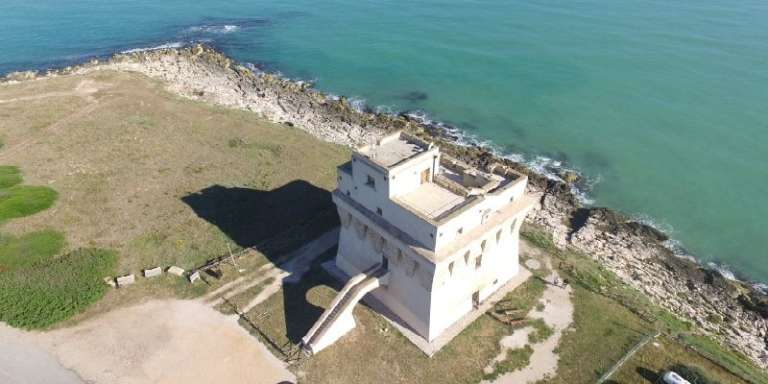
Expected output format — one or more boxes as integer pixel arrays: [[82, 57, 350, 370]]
[[302, 131, 536, 354]]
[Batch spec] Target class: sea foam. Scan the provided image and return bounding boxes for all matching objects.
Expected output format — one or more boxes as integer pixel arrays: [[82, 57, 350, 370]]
[[186, 24, 240, 34], [121, 42, 186, 54]]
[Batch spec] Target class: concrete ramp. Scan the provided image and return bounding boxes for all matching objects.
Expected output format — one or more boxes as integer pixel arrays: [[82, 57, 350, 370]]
[[301, 264, 387, 354]]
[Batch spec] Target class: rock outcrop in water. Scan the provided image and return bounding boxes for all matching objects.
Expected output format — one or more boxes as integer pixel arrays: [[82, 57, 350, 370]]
[[4, 44, 766, 368]]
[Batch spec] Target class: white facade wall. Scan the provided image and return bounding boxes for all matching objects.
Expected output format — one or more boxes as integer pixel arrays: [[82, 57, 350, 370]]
[[427, 214, 524, 340], [339, 156, 440, 249], [335, 204, 434, 338]]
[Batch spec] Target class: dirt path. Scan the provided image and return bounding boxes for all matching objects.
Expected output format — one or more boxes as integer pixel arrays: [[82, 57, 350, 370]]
[[484, 242, 575, 384], [0, 228, 340, 384], [0, 300, 295, 384], [205, 228, 340, 312]]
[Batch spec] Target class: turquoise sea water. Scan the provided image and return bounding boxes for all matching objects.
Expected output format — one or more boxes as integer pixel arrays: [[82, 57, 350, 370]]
[[1, 1, 767, 283]]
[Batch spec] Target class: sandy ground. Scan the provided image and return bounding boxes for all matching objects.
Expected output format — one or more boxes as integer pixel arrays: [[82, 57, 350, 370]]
[[0, 300, 295, 384], [0, 229, 341, 384], [483, 243, 575, 384], [0, 324, 85, 384]]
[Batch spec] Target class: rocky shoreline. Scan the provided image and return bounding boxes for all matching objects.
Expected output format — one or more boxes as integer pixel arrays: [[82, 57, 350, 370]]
[[3, 44, 766, 368]]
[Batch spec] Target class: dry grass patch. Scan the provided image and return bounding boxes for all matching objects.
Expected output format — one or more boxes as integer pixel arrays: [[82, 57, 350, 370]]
[[242, 248, 546, 384], [0, 70, 349, 316]]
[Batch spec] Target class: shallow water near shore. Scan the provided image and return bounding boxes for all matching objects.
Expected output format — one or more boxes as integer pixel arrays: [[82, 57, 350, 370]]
[[1, 0, 767, 282]]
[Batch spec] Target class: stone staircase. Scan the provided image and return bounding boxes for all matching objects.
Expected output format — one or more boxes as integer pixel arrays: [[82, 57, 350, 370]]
[[301, 264, 388, 354]]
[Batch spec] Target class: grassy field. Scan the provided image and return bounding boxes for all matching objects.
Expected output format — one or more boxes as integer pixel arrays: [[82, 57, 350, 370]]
[[0, 70, 350, 320], [0, 165, 22, 188], [0, 166, 117, 328], [0, 165, 57, 222], [0, 185, 58, 221], [521, 225, 765, 384], [240, 247, 550, 384], [0, 230, 64, 271], [0, 247, 117, 328], [612, 336, 765, 384]]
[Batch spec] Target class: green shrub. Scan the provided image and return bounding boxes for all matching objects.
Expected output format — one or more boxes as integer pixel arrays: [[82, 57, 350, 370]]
[[0, 230, 65, 271], [0, 185, 58, 221], [521, 225, 558, 251], [0, 248, 117, 328], [483, 345, 534, 380], [528, 318, 555, 343], [0, 166, 22, 189]]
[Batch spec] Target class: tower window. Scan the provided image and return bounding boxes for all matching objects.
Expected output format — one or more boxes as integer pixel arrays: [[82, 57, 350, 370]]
[[464, 250, 470, 264], [475, 255, 483, 269], [448, 262, 455, 275], [376, 207, 383, 216], [496, 229, 502, 243], [365, 175, 376, 189], [457, 227, 463, 236]]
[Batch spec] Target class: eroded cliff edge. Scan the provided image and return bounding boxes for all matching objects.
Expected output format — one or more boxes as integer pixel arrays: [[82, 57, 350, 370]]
[[4, 44, 766, 368]]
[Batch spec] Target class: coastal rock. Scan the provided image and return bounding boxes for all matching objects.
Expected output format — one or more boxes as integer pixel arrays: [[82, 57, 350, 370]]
[[568, 205, 768, 367], [4, 70, 38, 82], [558, 169, 580, 185]]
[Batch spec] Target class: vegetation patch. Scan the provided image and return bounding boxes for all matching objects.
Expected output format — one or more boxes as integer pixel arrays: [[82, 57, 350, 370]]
[[678, 334, 768, 384], [611, 336, 757, 384], [528, 318, 554, 344], [0, 185, 58, 221], [0, 165, 22, 188], [0, 247, 117, 328], [0, 230, 65, 271], [522, 224, 766, 384], [0, 165, 115, 329], [483, 345, 534, 381]]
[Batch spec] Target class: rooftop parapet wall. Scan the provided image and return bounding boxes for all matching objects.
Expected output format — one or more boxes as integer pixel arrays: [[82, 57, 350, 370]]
[[343, 130, 533, 252], [355, 131, 436, 172]]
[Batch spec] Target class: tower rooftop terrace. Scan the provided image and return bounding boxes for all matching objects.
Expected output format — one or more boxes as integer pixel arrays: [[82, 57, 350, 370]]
[[356, 132, 433, 168]]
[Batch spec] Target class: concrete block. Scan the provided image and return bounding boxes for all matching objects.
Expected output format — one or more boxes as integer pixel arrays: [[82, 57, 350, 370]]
[[167, 266, 185, 276], [188, 271, 200, 283], [103, 276, 116, 288], [116, 274, 135, 288], [143, 267, 162, 278]]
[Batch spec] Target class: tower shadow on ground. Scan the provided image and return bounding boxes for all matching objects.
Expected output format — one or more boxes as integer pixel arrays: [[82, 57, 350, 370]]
[[181, 180, 333, 250], [182, 180, 341, 348]]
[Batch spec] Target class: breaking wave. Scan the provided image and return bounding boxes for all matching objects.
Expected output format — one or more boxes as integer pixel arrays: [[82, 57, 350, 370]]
[[121, 42, 186, 54], [186, 24, 240, 34], [401, 109, 595, 203]]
